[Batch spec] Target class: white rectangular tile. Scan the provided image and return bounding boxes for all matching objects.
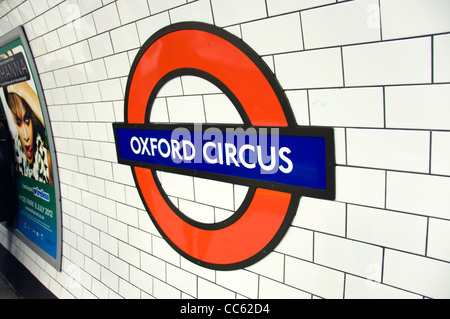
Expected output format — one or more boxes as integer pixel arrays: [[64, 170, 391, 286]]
[[68, 64, 87, 85], [136, 12, 170, 45], [431, 132, 450, 176], [275, 48, 343, 89], [93, 102, 116, 122], [118, 241, 140, 267], [178, 199, 215, 224], [347, 205, 427, 254], [54, 68, 71, 86], [92, 3, 121, 33], [309, 87, 384, 127], [294, 197, 346, 236], [84, 59, 108, 82], [380, 0, 450, 40], [99, 79, 123, 101], [110, 23, 140, 53], [241, 13, 303, 55], [30, 14, 48, 37], [74, 14, 97, 41], [428, 218, 450, 262], [345, 274, 421, 299], [343, 37, 431, 86], [140, 251, 166, 281], [169, 0, 214, 25], [314, 233, 383, 279], [17, 1, 35, 22], [193, 177, 234, 211], [55, 46, 74, 69], [197, 278, 235, 299], [159, 171, 195, 201], [104, 52, 130, 78], [129, 266, 153, 296], [78, 0, 103, 15], [266, 0, 335, 16], [302, 0, 380, 49], [44, 5, 63, 31], [128, 227, 152, 252], [105, 179, 126, 203], [149, 98, 169, 122], [347, 128, 430, 173], [259, 277, 311, 299], [70, 41, 92, 64], [203, 94, 243, 124], [88, 33, 114, 59], [386, 84, 450, 130], [274, 226, 313, 260], [66, 86, 85, 104], [181, 76, 222, 95], [285, 90, 309, 125], [116, 201, 139, 227], [148, 0, 186, 14], [43, 30, 61, 52], [108, 218, 128, 242], [166, 95, 206, 123], [153, 278, 181, 299], [119, 278, 141, 298], [80, 83, 102, 103], [285, 256, 345, 299], [167, 264, 197, 297], [59, 0, 82, 24], [211, 0, 266, 27], [434, 33, 450, 83], [29, 37, 47, 57], [335, 166, 385, 208], [384, 249, 450, 299], [216, 269, 259, 299], [246, 252, 284, 282], [387, 172, 450, 219], [152, 236, 181, 266], [116, 0, 150, 25]]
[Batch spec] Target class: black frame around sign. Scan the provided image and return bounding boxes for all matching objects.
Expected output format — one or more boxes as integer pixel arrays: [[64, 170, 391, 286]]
[[114, 22, 336, 270]]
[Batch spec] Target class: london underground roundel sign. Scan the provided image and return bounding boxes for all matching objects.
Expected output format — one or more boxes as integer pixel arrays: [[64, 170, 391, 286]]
[[113, 22, 335, 270]]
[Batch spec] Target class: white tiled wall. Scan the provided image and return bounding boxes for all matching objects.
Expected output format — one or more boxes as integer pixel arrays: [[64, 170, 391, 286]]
[[0, 0, 449, 299]]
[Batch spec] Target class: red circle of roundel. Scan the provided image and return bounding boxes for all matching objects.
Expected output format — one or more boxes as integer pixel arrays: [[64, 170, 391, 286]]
[[125, 22, 299, 270]]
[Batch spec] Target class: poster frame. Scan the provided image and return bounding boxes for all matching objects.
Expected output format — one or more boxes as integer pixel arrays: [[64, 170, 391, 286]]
[[0, 26, 62, 271]]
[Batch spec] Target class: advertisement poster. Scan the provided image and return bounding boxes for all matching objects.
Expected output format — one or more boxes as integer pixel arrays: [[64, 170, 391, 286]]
[[0, 27, 61, 270]]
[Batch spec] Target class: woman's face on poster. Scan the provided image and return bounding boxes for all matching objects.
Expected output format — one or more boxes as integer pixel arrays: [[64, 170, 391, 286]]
[[11, 98, 34, 164]]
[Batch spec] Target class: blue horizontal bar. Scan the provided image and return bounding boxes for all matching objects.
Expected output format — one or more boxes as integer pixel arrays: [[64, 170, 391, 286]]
[[115, 127, 327, 191]]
